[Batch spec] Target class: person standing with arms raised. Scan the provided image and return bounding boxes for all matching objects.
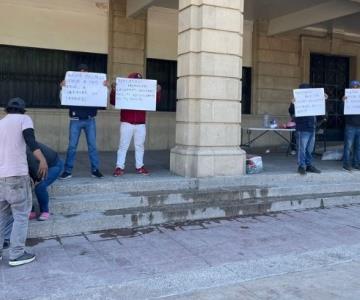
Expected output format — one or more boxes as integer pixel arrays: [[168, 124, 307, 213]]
[[59, 64, 105, 180], [342, 80, 360, 171], [110, 72, 161, 176]]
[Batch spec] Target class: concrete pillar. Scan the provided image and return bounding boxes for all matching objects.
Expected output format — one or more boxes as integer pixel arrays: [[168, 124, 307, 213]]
[[170, 0, 246, 178]]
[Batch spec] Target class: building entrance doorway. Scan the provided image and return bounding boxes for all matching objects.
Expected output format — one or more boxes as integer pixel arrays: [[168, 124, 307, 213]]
[[310, 53, 350, 141]]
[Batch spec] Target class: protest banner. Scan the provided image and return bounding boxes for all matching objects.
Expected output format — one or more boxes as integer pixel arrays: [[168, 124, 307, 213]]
[[61, 71, 108, 107], [115, 78, 157, 111], [293, 88, 325, 117], [344, 89, 360, 115]]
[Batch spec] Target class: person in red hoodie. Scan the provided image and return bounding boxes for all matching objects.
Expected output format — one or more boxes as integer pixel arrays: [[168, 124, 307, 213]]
[[110, 72, 161, 176]]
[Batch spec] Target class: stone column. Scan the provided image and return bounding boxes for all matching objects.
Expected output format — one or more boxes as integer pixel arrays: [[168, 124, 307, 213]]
[[109, 0, 146, 82], [170, 0, 246, 177]]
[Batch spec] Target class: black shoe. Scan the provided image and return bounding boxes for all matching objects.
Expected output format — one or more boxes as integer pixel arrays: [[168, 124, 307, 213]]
[[9, 252, 36, 267], [3, 239, 10, 249], [91, 169, 104, 179], [343, 165, 352, 172], [306, 165, 321, 174], [352, 165, 360, 171], [60, 171, 72, 180], [298, 166, 306, 175]]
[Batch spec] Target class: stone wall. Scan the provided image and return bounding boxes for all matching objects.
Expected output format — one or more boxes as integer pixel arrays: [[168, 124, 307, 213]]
[[109, 0, 146, 81], [252, 21, 301, 116], [0, 0, 175, 153], [251, 21, 360, 117]]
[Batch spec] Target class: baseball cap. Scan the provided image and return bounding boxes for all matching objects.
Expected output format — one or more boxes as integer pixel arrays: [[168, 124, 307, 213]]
[[7, 97, 26, 111], [128, 72, 143, 79], [350, 80, 360, 88], [299, 83, 312, 89], [78, 64, 89, 71]]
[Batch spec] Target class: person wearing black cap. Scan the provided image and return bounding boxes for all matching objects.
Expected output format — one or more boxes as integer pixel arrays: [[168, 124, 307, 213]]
[[0, 98, 48, 266], [59, 64, 105, 179], [289, 84, 325, 175]]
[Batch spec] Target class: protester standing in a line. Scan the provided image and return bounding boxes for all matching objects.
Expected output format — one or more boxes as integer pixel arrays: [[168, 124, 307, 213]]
[[110, 72, 161, 176], [60, 64, 105, 180], [289, 83, 327, 175], [0, 98, 48, 267], [342, 80, 360, 172]]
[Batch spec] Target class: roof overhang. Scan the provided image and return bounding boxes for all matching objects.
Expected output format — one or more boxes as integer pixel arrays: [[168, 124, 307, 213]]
[[268, 0, 360, 35], [126, 0, 178, 17]]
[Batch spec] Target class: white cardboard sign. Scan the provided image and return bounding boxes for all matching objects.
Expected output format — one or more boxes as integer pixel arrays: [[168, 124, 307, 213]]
[[344, 89, 360, 115], [61, 71, 108, 107], [115, 78, 157, 111], [293, 88, 325, 117]]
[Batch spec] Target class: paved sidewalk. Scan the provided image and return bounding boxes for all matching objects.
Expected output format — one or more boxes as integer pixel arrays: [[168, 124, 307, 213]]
[[2, 204, 360, 299]]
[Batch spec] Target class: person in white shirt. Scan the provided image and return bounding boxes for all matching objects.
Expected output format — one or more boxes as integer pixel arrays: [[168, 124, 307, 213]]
[[0, 98, 48, 267]]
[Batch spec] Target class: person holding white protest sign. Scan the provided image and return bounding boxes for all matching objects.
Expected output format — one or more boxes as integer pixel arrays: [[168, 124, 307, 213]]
[[289, 83, 327, 175], [59, 64, 107, 180], [110, 72, 161, 176], [342, 80, 360, 172]]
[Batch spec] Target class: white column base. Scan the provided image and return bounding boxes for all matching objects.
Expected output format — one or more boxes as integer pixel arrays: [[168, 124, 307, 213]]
[[170, 146, 246, 178]]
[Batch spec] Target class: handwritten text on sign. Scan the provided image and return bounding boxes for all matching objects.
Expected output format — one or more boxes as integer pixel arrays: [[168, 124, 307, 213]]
[[293, 88, 325, 117], [115, 78, 157, 111], [61, 71, 108, 107], [344, 89, 360, 115]]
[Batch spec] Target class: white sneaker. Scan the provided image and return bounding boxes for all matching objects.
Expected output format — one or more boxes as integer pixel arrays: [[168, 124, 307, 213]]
[[9, 252, 36, 267]]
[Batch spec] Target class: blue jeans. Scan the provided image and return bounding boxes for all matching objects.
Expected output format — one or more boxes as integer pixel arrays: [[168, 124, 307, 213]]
[[35, 158, 64, 213], [343, 125, 360, 168], [64, 119, 100, 173], [4, 159, 63, 240], [296, 131, 315, 168]]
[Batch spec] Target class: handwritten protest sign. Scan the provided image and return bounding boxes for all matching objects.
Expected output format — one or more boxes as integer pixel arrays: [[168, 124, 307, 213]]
[[115, 78, 157, 111], [344, 89, 360, 115], [61, 71, 108, 107], [293, 88, 325, 117]]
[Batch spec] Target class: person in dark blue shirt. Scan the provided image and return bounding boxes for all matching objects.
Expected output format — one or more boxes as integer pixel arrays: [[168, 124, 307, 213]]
[[342, 80, 360, 171], [289, 84, 327, 175]]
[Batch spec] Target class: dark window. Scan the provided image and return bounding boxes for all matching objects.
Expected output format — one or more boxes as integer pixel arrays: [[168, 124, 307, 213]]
[[146, 58, 177, 112], [242, 67, 252, 114], [310, 53, 349, 141], [0, 44, 107, 108]]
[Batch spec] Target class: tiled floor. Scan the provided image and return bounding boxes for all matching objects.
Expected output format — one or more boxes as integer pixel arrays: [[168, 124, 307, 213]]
[[2, 204, 360, 299]]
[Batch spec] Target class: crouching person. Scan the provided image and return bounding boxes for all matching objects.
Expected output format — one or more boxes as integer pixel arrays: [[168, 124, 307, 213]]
[[0, 98, 48, 267], [27, 143, 63, 220]]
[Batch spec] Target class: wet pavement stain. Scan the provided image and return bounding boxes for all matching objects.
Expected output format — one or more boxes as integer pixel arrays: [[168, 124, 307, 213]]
[[26, 237, 46, 247], [64, 214, 80, 218]]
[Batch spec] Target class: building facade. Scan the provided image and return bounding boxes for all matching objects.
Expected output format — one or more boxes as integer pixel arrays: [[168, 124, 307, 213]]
[[0, 0, 360, 177]]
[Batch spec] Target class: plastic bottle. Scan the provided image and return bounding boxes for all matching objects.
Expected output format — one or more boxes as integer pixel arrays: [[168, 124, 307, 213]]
[[263, 113, 270, 128]]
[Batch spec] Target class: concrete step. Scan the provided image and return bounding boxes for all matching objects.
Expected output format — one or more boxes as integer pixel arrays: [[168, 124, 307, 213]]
[[30, 189, 360, 238], [49, 182, 360, 215], [49, 170, 360, 197], [28, 171, 360, 238], [49, 176, 198, 197]]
